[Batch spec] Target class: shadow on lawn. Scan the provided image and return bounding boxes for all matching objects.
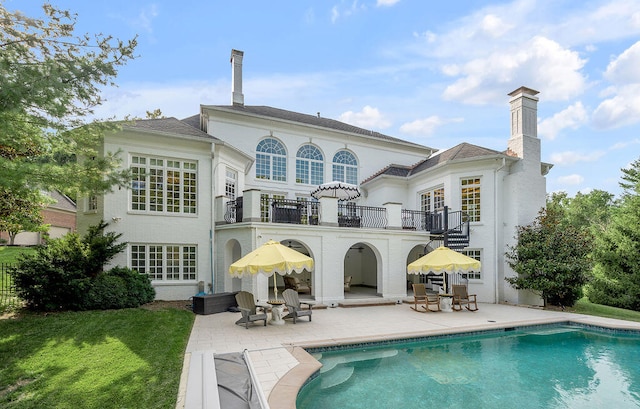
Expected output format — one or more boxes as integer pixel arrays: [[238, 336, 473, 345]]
[[0, 306, 194, 408]]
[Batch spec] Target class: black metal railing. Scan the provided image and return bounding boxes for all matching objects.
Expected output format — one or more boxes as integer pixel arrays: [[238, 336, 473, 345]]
[[338, 203, 387, 229], [267, 198, 319, 225], [222, 199, 467, 240], [225, 198, 240, 223], [0, 263, 19, 311]]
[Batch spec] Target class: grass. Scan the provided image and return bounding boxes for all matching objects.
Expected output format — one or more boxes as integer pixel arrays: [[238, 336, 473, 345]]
[[566, 297, 640, 322], [0, 305, 195, 409], [0, 246, 37, 264]]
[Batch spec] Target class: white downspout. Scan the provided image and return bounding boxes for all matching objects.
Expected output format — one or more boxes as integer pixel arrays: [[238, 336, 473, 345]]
[[494, 157, 506, 304]]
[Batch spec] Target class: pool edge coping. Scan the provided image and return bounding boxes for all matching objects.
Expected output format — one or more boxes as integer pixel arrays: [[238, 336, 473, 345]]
[[267, 316, 640, 409]]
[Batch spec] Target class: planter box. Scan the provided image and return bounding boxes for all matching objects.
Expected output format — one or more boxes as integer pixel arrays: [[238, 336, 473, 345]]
[[193, 292, 238, 315]]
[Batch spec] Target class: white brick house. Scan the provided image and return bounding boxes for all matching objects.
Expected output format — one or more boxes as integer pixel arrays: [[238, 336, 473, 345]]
[[78, 49, 551, 306]]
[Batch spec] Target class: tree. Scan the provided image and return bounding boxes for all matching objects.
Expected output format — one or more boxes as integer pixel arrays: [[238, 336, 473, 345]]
[[10, 221, 152, 311], [0, 188, 49, 245], [588, 158, 640, 310], [547, 190, 616, 240], [505, 206, 593, 307], [0, 4, 137, 198]]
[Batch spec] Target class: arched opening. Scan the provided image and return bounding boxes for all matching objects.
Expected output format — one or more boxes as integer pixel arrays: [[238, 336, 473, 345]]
[[344, 242, 380, 298], [276, 239, 313, 298], [406, 242, 443, 296], [226, 239, 242, 292]]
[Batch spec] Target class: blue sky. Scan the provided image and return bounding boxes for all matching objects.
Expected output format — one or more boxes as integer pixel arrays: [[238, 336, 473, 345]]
[[12, 0, 640, 198]]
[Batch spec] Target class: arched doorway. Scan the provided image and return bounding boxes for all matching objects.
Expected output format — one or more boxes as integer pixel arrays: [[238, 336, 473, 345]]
[[344, 242, 380, 298], [277, 239, 313, 297]]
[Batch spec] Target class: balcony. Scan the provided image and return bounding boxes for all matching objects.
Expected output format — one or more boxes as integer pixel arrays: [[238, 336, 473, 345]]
[[222, 193, 469, 244]]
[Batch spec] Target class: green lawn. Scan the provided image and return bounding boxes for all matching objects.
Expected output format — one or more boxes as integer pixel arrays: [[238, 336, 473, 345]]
[[567, 297, 640, 322], [0, 306, 194, 409], [0, 246, 37, 264]]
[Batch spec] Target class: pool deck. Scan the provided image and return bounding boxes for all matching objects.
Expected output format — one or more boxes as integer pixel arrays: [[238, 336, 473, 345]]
[[177, 301, 640, 409]]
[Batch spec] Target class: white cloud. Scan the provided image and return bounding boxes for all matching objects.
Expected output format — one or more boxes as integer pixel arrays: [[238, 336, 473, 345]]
[[399, 116, 463, 137], [609, 138, 640, 150], [604, 40, 640, 84], [592, 83, 640, 129], [339, 106, 391, 129], [441, 36, 587, 104], [538, 102, 588, 140], [135, 4, 159, 33], [550, 151, 605, 166], [557, 174, 584, 185], [376, 0, 400, 6], [94, 80, 228, 121], [331, 6, 339, 23], [330, 1, 367, 23], [480, 14, 513, 38]]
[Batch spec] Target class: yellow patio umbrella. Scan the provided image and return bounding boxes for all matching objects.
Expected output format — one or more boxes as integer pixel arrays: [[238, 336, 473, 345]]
[[229, 240, 314, 300], [407, 246, 481, 291]]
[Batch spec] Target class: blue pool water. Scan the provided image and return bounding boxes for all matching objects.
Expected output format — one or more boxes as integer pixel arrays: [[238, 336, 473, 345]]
[[297, 325, 640, 409]]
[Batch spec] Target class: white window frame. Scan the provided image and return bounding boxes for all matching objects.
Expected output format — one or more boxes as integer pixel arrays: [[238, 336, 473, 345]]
[[130, 155, 198, 215], [460, 177, 481, 222], [225, 168, 238, 199], [420, 186, 445, 212], [130, 244, 197, 281], [460, 249, 482, 280]]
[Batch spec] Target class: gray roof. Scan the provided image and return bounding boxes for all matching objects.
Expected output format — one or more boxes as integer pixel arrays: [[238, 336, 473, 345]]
[[202, 105, 432, 150], [47, 191, 76, 212], [363, 143, 511, 183], [410, 142, 507, 174], [123, 117, 217, 141]]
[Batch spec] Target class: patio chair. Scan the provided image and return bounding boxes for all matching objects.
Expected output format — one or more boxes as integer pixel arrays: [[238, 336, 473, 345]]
[[344, 276, 352, 292], [234, 291, 268, 329], [452, 284, 478, 311], [282, 288, 314, 323], [412, 283, 440, 312], [283, 275, 311, 294]]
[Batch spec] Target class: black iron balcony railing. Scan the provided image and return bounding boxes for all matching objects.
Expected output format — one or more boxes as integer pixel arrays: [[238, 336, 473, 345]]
[[223, 199, 468, 247], [337, 203, 387, 229], [268, 198, 319, 225]]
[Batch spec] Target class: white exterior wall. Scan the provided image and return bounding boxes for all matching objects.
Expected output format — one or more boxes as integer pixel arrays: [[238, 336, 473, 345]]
[[81, 129, 215, 300], [203, 109, 431, 203]]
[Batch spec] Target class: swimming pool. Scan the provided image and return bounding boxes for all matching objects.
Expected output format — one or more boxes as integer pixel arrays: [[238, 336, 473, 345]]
[[296, 324, 640, 409]]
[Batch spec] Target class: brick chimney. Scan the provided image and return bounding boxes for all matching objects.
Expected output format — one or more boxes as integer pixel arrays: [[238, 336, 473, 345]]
[[230, 49, 244, 106]]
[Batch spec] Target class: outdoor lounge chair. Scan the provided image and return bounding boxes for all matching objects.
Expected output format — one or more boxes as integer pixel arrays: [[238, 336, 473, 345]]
[[234, 291, 268, 329], [283, 275, 311, 294], [344, 276, 352, 292], [412, 283, 440, 312], [282, 288, 314, 323], [452, 284, 478, 311]]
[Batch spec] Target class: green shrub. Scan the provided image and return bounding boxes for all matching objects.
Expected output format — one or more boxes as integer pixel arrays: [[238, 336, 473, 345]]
[[82, 267, 155, 310], [10, 221, 154, 311]]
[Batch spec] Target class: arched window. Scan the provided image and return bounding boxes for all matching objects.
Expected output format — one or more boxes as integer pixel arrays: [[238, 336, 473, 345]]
[[296, 144, 324, 185], [256, 138, 287, 181], [332, 150, 358, 185]]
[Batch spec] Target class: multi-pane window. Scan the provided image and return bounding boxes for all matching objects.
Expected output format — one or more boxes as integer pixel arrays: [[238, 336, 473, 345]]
[[260, 193, 285, 222], [225, 169, 237, 199], [420, 187, 445, 212], [460, 249, 482, 279], [461, 178, 481, 222], [130, 244, 197, 281], [256, 138, 287, 181], [131, 156, 197, 214], [332, 150, 358, 185], [87, 195, 98, 212], [296, 144, 324, 185]]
